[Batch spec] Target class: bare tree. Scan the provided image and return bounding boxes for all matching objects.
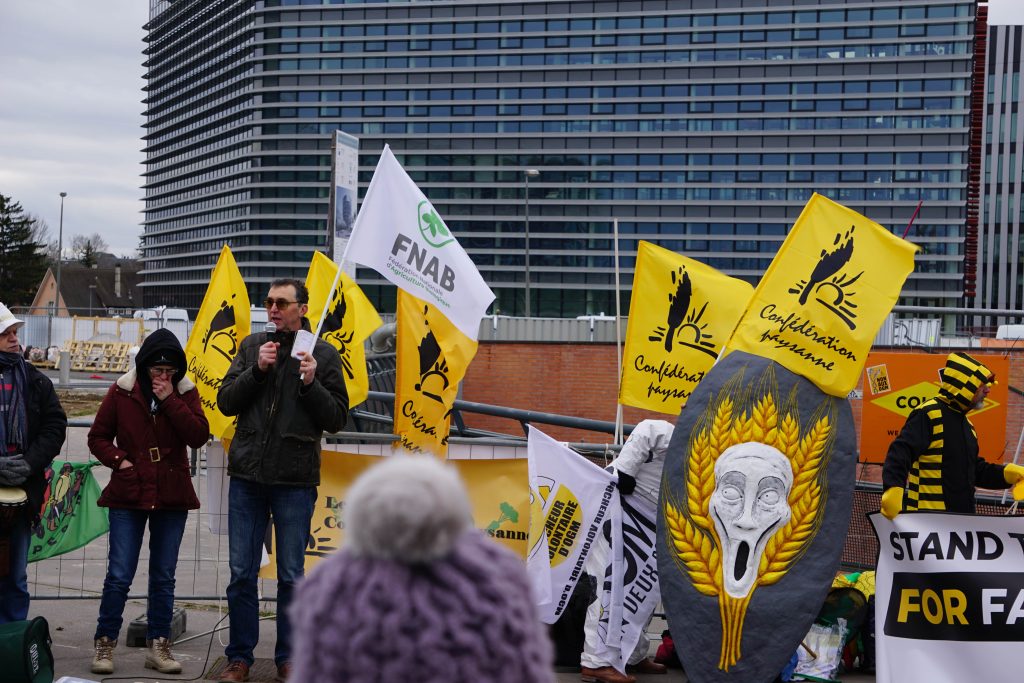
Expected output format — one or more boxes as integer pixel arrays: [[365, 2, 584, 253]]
[[70, 233, 109, 267], [24, 214, 60, 264]]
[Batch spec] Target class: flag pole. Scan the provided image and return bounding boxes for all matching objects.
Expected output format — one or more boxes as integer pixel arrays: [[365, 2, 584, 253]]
[[613, 219, 624, 445], [902, 198, 923, 239]]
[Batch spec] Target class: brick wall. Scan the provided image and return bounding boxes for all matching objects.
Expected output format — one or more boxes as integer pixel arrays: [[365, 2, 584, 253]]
[[461, 343, 1024, 478], [461, 342, 666, 443]]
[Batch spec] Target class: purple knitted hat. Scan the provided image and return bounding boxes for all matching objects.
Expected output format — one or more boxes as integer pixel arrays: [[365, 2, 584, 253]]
[[289, 455, 554, 683]]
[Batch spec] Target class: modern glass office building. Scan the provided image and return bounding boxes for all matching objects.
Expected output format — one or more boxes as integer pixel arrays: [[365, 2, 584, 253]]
[[140, 0, 977, 317], [978, 14, 1024, 317]]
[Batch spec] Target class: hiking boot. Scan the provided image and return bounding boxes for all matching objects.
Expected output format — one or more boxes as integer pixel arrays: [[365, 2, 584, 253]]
[[218, 660, 250, 682], [145, 636, 182, 674], [91, 636, 116, 674]]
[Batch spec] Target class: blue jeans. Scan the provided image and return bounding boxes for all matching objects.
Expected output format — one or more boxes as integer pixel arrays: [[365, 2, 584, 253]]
[[95, 508, 187, 641], [225, 477, 315, 667], [0, 514, 31, 624]]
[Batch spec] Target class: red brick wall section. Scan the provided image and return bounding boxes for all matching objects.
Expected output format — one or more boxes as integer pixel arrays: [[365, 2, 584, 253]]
[[461, 342, 668, 443], [461, 343, 1024, 480]]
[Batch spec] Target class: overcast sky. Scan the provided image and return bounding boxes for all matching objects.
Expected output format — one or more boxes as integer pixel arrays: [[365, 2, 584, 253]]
[[2, 1, 1024, 258], [0, 1, 147, 257]]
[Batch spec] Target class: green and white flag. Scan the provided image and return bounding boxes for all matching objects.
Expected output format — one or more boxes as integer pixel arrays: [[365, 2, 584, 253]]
[[29, 461, 108, 562], [344, 145, 495, 340]]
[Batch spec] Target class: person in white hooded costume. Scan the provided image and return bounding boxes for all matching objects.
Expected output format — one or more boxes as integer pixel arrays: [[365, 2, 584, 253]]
[[580, 419, 674, 683]]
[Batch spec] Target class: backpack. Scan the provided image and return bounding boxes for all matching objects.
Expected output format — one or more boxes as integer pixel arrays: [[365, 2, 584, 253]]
[[0, 616, 54, 683]]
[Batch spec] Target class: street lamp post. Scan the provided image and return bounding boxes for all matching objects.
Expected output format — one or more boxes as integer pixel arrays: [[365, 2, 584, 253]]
[[523, 169, 539, 317], [56, 192, 66, 315], [47, 192, 67, 348], [89, 284, 96, 317]]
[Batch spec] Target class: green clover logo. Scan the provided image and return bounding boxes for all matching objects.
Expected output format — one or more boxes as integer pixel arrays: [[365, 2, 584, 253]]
[[418, 200, 455, 248]]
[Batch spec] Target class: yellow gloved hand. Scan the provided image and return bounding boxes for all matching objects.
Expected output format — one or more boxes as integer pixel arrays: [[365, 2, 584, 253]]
[[1003, 463, 1024, 485], [881, 487, 904, 520], [1013, 480, 1024, 502]]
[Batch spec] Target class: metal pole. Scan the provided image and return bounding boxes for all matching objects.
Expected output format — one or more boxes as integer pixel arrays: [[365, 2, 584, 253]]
[[524, 174, 531, 317], [613, 218, 624, 445], [523, 169, 539, 317], [56, 192, 66, 316], [49, 192, 67, 348]]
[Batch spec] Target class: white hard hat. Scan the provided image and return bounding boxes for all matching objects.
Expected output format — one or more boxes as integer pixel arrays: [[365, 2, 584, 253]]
[[0, 303, 25, 335]]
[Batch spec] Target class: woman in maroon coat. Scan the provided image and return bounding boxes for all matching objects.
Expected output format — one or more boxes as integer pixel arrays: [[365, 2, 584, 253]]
[[87, 328, 209, 675]]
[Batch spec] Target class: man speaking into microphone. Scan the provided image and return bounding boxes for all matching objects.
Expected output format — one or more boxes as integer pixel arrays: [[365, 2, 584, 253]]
[[216, 278, 347, 683]]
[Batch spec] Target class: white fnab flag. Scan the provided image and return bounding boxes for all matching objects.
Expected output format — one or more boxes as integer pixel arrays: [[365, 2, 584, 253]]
[[346, 145, 495, 340], [526, 425, 619, 624]]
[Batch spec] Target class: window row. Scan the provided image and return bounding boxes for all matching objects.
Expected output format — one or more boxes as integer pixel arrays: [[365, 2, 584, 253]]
[[264, 24, 968, 54], [261, 40, 967, 70], [404, 185, 964, 203], [253, 167, 959, 186], [263, 97, 960, 118], [262, 5, 968, 36], [260, 113, 964, 136], [263, 78, 967, 104], [252, 150, 963, 169]]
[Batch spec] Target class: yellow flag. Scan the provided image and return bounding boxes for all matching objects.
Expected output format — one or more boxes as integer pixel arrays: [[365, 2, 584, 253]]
[[620, 241, 753, 414], [725, 193, 918, 396], [185, 245, 250, 439], [305, 251, 383, 408], [394, 290, 479, 456]]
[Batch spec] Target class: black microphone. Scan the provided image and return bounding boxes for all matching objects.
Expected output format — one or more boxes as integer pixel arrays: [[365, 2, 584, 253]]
[[264, 321, 278, 344]]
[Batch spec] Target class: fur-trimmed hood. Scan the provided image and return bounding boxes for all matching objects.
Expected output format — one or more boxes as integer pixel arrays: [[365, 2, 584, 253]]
[[116, 367, 196, 394]]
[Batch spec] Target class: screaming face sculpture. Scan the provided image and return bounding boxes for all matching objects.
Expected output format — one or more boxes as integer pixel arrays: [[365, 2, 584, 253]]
[[710, 443, 794, 598]]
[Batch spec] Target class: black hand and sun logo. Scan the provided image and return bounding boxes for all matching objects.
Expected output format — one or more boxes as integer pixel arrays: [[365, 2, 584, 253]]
[[202, 295, 240, 362], [788, 225, 862, 330], [318, 290, 356, 380], [648, 266, 717, 358], [415, 305, 451, 405]]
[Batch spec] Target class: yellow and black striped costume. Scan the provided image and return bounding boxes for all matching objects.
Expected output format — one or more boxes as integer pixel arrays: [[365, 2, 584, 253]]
[[882, 352, 1008, 513]]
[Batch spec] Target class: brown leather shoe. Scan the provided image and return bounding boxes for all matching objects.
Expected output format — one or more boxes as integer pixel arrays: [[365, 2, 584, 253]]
[[581, 666, 636, 683], [628, 657, 668, 675], [218, 660, 250, 682], [276, 661, 292, 682]]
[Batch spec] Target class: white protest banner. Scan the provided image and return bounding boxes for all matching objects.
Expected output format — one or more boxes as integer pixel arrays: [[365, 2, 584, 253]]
[[870, 511, 1024, 682], [345, 145, 495, 340], [594, 491, 660, 672], [526, 425, 619, 624]]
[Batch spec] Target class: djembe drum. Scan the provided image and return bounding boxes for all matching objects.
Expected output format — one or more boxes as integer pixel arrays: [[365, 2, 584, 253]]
[[0, 486, 28, 578]]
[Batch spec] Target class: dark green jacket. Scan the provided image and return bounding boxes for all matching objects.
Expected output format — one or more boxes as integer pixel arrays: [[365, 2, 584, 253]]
[[218, 324, 347, 486]]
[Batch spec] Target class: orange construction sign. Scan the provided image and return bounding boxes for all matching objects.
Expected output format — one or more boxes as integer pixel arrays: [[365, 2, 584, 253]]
[[859, 351, 1008, 463]]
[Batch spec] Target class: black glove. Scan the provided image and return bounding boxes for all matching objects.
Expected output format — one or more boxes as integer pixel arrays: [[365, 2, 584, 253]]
[[0, 455, 31, 487], [616, 471, 636, 495]]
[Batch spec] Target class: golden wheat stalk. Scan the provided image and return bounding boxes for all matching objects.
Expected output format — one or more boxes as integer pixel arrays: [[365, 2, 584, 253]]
[[708, 397, 734, 459], [665, 500, 721, 596], [751, 394, 778, 447], [718, 593, 753, 670], [686, 429, 715, 523], [758, 414, 830, 585]]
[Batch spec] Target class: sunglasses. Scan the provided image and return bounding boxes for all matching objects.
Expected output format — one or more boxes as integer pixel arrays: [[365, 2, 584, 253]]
[[264, 298, 299, 309], [148, 367, 178, 378]]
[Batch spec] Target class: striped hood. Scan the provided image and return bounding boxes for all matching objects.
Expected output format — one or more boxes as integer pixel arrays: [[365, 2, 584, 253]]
[[937, 352, 995, 413]]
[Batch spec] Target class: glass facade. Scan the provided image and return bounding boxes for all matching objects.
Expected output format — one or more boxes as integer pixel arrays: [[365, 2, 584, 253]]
[[979, 22, 1024, 317], [141, 0, 977, 316]]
